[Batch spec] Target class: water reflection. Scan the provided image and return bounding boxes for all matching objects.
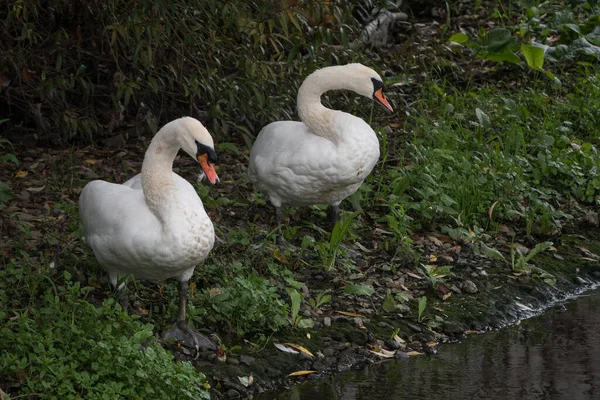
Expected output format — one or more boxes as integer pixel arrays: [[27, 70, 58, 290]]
[[261, 290, 600, 400]]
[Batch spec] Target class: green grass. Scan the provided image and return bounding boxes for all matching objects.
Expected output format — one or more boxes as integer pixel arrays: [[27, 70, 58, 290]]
[[0, 267, 210, 399]]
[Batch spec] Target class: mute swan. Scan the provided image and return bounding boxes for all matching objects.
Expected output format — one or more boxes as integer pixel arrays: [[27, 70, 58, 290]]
[[248, 63, 393, 237], [79, 117, 220, 351]]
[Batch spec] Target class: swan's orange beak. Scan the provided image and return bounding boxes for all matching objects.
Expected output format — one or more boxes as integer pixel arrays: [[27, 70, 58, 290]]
[[374, 88, 393, 112], [197, 154, 220, 184]]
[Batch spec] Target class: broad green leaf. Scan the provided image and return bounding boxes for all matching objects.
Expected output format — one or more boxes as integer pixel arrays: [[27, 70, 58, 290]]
[[418, 296, 427, 322], [382, 292, 397, 313], [479, 243, 507, 262], [448, 32, 469, 44], [344, 284, 375, 297], [297, 318, 315, 329], [480, 28, 518, 52], [523, 241, 553, 263], [475, 108, 491, 128], [521, 44, 546, 71], [288, 289, 301, 321], [1, 154, 19, 165], [217, 142, 239, 154], [485, 49, 520, 63]]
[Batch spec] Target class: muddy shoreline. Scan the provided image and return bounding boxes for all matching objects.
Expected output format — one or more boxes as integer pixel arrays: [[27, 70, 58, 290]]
[[174, 228, 600, 399]]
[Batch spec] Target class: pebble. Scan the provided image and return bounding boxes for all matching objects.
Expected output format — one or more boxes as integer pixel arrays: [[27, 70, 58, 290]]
[[226, 357, 240, 366], [226, 389, 241, 398], [333, 342, 348, 351], [462, 280, 478, 294], [323, 317, 331, 327], [322, 347, 336, 357], [312, 361, 325, 371], [239, 355, 255, 366], [448, 284, 462, 294], [384, 339, 400, 350], [394, 351, 410, 361], [442, 320, 464, 335]]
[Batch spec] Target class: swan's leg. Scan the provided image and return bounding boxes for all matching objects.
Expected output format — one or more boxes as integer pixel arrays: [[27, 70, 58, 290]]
[[163, 280, 217, 351], [330, 204, 341, 226], [275, 205, 284, 244]]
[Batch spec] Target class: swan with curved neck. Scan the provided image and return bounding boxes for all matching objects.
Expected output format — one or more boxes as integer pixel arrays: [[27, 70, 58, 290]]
[[79, 117, 220, 350], [248, 63, 393, 237]]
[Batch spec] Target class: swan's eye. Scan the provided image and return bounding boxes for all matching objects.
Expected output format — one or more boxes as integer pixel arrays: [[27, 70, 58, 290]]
[[371, 77, 385, 94], [195, 141, 218, 164]]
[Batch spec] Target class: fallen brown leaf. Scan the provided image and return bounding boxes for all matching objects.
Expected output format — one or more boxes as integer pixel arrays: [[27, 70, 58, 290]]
[[284, 343, 314, 358], [288, 370, 317, 377]]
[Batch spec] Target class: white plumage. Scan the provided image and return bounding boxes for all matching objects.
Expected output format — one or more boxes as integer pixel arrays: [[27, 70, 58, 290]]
[[248, 63, 393, 228], [79, 116, 220, 350]]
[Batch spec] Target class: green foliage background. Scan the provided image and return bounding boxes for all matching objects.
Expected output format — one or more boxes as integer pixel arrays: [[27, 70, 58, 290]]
[[0, 0, 363, 143]]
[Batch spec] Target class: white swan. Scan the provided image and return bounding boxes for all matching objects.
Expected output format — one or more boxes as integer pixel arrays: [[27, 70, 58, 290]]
[[79, 117, 220, 350], [248, 63, 393, 236]]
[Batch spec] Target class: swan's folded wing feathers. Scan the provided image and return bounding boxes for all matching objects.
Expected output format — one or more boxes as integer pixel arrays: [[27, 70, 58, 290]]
[[79, 180, 161, 254]]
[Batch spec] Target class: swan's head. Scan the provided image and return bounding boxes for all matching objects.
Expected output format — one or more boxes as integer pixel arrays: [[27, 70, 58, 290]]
[[346, 64, 393, 112], [176, 117, 220, 184]]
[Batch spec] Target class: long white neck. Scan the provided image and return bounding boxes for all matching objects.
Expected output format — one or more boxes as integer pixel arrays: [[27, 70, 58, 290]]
[[297, 65, 366, 143], [141, 122, 182, 221]]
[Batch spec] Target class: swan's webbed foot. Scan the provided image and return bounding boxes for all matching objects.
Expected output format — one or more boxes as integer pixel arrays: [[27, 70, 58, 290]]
[[164, 320, 218, 351]]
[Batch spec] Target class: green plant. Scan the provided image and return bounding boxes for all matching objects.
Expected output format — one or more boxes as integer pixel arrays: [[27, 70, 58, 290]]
[[0, 128, 18, 204], [315, 211, 359, 270], [196, 265, 289, 336], [308, 290, 332, 310], [417, 264, 455, 289], [0, 269, 209, 399], [417, 296, 428, 323]]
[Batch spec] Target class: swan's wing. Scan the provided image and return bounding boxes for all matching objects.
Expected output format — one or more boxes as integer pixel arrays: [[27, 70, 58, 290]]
[[79, 180, 163, 268], [122, 173, 142, 189], [249, 121, 338, 180]]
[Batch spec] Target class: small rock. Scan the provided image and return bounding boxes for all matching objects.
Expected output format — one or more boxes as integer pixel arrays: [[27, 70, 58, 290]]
[[394, 351, 410, 361], [207, 353, 218, 362], [579, 210, 599, 227], [298, 352, 313, 361], [448, 284, 462, 294], [226, 389, 241, 399], [553, 253, 564, 260], [333, 342, 348, 351], [322, 347, 336, 357], [397, 304, 411, 313], [406, 322, 422, 333], [442, 321, 464, 335], [462, 280, 478, 294], [312, 361, 326, 371], [226, 357, 240, 366], [384, 339, 400, 350], [239, 355, 255, 366], [323, 316, 331, 327]]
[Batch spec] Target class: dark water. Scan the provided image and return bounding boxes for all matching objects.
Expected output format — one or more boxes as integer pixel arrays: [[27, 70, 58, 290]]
[[261, 289, 600, 400]]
